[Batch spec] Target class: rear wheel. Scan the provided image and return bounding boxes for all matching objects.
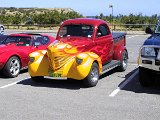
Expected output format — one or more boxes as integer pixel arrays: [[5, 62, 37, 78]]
[[118, 50, 128, 71], [3, 56, 21, 78], [83, 62, 99, 87], [139, 67, 153, 87], [31, 76, 44, 82]]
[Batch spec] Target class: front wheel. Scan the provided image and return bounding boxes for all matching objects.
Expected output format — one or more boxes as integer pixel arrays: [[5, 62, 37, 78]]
[[3, 56, 21, 78], [83, 62, 99, 87], [117, 50, 128, 71], [31, 76, 44, 82]]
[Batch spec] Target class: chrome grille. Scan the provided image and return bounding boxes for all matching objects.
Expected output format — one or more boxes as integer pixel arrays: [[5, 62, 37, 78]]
[[54, 56, 71, 68], [47, 49, 72, 71]]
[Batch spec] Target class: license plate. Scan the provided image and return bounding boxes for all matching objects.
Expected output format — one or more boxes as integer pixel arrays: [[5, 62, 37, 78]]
[[49, 72, 62, 77]]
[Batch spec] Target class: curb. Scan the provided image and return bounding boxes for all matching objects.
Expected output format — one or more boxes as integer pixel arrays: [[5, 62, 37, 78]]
[[5, 29, 146, 35]]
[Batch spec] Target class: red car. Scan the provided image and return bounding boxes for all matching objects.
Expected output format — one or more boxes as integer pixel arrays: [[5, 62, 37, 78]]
[[0, 33, 55, 77]]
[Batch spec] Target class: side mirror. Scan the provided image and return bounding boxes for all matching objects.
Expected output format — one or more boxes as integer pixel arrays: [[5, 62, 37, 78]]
[[145, 27, 153, 34], [97, 32, 102, 37], [33, 42, 41, 48], [34, 45, 38, 48]]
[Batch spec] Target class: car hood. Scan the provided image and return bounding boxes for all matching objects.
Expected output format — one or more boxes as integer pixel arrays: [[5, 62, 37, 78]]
[[144, 34, 160, 46], [47, 37, 94, 55], [59, 37, 93, 47]]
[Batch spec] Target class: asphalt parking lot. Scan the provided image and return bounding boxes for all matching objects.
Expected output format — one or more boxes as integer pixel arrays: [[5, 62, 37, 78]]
[[0, 30, 160, 120]]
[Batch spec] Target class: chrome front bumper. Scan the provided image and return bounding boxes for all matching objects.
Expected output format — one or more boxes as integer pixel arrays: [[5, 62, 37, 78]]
[[139, 57, 160, 72]]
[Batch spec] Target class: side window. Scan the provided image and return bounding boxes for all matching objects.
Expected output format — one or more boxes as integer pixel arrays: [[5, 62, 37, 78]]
[[32, 36, 49, 46], [156, 25, 160, 33], [60, 26, 67, 37], [96, 24, 110, 37], [41, 36, 50, 45]]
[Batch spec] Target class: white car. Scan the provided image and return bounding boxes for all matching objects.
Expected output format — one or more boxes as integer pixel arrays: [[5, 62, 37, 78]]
[[0, 24, 4, 34]]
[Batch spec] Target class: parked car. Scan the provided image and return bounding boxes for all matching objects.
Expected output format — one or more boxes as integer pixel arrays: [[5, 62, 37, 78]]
[[28, 18, 128, 87], [0, 33, 55, 77], [138, 20, 160, 86], [0, 24, 4, 34], [0, 34, 8, 44]]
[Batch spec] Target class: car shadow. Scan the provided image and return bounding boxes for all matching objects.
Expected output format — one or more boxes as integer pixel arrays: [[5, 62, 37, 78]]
[[16, 66, 127, 90], [17, 68, 119, 90], [120, 68, 160, 95], [20, 69, 28, 74], [100, 67, 119, 79], [17, 78, 87, 90], [0, 69, 28, 78]]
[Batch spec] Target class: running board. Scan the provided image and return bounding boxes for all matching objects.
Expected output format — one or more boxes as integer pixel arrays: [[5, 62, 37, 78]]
[[102, 60, 120, 74]]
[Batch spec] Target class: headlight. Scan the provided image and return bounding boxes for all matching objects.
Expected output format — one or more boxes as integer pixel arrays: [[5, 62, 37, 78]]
[[29, 57, 35, 62], [141, 47, 156, 57], [76, 57, 83, 64]]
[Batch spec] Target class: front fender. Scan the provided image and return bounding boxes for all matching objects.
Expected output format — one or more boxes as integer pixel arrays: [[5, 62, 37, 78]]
[[28, 51, 102, 80], [67, 52, 102, 80], [28, 50, 49, 76]]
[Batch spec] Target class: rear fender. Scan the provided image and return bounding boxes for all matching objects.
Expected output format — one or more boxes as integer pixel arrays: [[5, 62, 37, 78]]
[[113, 46, 128, 60]]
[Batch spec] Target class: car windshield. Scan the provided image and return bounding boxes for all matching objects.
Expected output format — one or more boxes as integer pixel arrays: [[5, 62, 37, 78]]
[[59, 24, 94, 38], [3, 36, 31, 46], [0, 35, 8, 44]]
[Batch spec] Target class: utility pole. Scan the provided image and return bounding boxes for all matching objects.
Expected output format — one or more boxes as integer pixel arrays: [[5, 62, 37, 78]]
[[109, 5, 113, 31]]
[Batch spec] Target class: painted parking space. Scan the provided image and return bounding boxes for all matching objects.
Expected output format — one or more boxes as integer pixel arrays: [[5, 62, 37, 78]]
[[1, 32, 160, 120]]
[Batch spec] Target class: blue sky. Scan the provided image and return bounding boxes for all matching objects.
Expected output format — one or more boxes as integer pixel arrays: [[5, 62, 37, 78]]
[[0, 0, 159, 16]]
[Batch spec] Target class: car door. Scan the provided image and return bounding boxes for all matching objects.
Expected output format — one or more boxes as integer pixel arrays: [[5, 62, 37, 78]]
[[94, 24, 113, 64], [15, 37, 33, 67]]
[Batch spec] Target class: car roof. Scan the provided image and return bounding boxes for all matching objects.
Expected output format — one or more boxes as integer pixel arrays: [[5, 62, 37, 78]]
[[9, 33, 48, 37], [62, 18, 107, 26]]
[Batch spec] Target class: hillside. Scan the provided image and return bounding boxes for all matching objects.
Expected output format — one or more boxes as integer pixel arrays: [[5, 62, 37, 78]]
[[0, 7, 75, 15], [0, 7, 83, 24]]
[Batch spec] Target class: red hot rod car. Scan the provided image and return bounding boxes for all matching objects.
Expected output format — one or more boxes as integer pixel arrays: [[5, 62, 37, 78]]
[[28, 18, 128, 87]]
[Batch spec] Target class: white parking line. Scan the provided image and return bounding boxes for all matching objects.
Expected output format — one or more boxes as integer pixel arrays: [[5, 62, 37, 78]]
[[0, 77, 30, 89], [109, 69, 139, 97], [129, 63, 139, 66], [127, 35, 139, 39]]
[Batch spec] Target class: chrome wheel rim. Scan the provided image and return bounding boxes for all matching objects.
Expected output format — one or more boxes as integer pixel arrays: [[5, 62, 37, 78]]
[[90, 67, 99, 82], [122, 52, 128, 68], [9, 59, 20, 76]]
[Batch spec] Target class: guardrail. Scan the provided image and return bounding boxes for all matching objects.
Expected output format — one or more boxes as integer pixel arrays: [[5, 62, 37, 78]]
[[3, 24, 156, 31], [110, 24, 155, 31], [3, 24, 60, 30]]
